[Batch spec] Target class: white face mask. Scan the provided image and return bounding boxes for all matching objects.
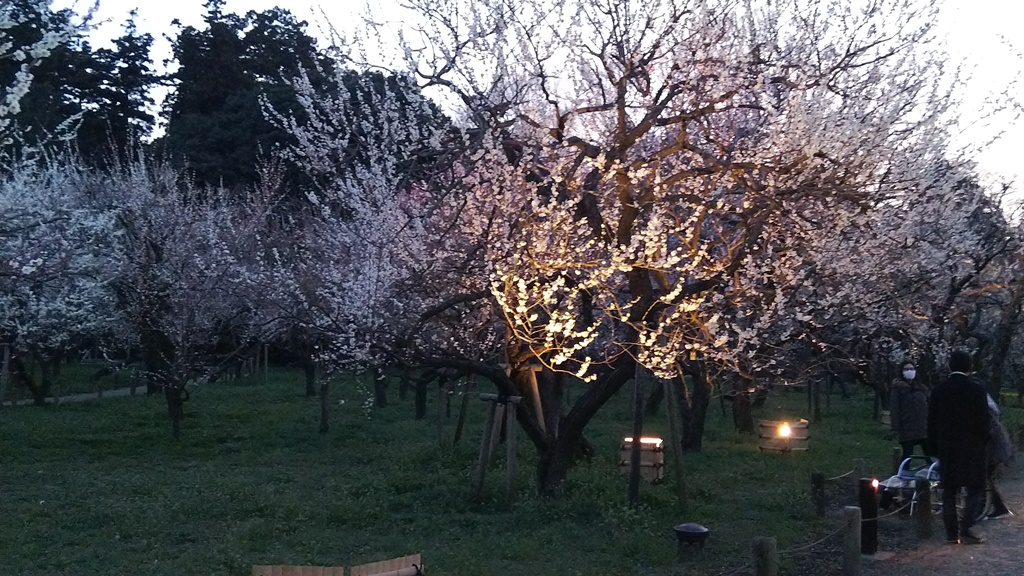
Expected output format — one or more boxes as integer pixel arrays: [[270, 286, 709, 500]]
[[903, 369, 916, 380]]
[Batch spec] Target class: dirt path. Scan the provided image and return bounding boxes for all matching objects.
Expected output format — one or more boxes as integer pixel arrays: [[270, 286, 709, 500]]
[[0, 385, 139, 407], [864, 460, 1024, 576]]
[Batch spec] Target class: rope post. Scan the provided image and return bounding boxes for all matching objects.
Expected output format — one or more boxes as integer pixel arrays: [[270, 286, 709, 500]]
[[852, 459, 865, 501], [891, 446, 903, 474], [752, 536, 779, 576], [811, 472, 826, 517], [858, 478, 878, 555], [842, 506, 862, 576], [913, 478, 933, 539]]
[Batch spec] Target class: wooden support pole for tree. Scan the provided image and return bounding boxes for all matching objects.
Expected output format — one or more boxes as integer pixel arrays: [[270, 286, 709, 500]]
[[913, 478, 933, 539], [627, 368, 646, 509], [436, 380, 446, 448], [473, 400, 499, 499], [752, 536, 779, 576], [858, 478, 878, 555], [473, 394, 522, 501], [664, 377, 687, 513], [0, 343, 10, 408], [263, 343, 269, 385], [486, 398, 503, 466], [826, 372, 832, 410], [842, 506, 862, 576], [527, 365, 546, 433], [505, 402, 517, 506], [813, 379, 822, 423], [453, 375, 475, 445], [811, 472, 826, 517]]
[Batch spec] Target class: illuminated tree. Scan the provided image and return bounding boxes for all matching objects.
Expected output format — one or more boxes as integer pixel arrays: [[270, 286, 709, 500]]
[[383, 0, 962, 493]]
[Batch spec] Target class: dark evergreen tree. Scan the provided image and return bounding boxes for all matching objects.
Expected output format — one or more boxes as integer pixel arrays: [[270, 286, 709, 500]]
[[160, 1, 327, 190], [0, 2, 157, 165], [77, 13, 158, 165]]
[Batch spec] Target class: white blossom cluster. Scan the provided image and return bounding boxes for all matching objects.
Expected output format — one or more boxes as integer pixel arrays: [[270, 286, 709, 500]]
[[0, 0, 88, 149]]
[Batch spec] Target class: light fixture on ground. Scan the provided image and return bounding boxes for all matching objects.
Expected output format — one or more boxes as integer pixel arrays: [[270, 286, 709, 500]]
[[620, 436, 664, 481], [758, 419, 810, 452]]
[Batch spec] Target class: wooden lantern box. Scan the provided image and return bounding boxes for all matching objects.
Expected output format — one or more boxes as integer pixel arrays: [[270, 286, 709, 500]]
[[619, 437, 664, 481], [758, 419, 810, 452]]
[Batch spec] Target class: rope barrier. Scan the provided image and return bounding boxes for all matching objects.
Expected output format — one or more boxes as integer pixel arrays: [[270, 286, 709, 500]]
[[826, 469, 854, 482], [778, 524, 845, 558], [870, 500, 912, 521]]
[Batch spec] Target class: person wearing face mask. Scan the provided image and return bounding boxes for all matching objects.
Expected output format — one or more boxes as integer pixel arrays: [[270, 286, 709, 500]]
[[890, 361, 932, 463]]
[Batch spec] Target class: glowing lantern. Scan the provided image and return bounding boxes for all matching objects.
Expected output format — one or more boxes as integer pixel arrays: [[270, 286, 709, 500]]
[[758, 419, 810, 452], [619, 436, 665, 481]]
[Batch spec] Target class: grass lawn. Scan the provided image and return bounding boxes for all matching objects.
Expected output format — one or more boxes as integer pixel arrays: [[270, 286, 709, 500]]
[[3, 370, 1020, 575]]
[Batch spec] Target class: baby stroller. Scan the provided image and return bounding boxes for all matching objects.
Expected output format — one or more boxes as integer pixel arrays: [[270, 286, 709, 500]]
[[878, 455, 993, 522]]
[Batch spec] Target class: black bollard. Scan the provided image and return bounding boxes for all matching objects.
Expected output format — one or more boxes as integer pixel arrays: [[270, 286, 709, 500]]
[[811, 472, 826, 517], [858, 478, 878, 554]]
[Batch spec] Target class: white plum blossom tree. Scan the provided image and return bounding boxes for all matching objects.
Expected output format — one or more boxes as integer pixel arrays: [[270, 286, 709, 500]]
[[264, 65, 452, 429], [92, 158, 259, 439], [387, 0, 971, 493], [0, 158, 121, 404]]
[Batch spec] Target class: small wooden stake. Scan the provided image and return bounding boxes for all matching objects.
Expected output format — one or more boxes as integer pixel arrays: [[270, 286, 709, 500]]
[[842, 506, 862, 576], [752, 536, 779, 576]]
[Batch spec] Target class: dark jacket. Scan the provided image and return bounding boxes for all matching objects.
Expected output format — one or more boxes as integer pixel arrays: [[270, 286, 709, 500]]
[[927, 372, 991, 487], [890, 378, 929, 443]]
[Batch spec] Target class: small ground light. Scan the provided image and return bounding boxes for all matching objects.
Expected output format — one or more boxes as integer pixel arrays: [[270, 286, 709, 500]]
[[872, 478, 879, 490], [778, 423, 792, 438]]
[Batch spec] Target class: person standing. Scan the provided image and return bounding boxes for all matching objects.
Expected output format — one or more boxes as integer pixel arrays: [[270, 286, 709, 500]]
[[890, 361, 931, 462], [927, 350, 991, 544]]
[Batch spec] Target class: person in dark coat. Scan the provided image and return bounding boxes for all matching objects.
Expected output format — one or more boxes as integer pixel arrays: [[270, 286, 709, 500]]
[[890, 361, 931, 462], [927, 350, 991, 544]]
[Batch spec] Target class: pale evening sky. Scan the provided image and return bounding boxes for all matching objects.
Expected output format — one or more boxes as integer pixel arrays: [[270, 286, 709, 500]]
[[54, 0, 1024, 196]]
